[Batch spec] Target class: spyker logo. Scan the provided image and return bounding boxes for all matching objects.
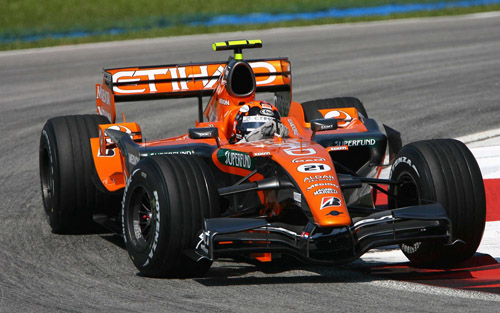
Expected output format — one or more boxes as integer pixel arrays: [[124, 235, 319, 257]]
[[320, 196, 341, 210], [324, 110, 353, 127]]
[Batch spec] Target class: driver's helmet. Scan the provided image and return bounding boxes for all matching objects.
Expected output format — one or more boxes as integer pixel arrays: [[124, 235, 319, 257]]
[[233, 102, 281, 142]]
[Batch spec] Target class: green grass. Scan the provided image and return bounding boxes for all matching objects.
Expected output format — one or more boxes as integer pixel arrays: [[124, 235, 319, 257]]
[[1, 1, 499, 51]]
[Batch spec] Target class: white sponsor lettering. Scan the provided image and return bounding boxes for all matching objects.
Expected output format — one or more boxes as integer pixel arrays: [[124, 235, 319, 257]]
[[253, 152, 271, 156], [333, 139, 376, 147], [306, 182, 339, 191], [134, 69, 169, 92], [96, 85, 111, 105], [304, 175, 336, 183], [243, 115, 274, 123], [128, 153, 140, 166], [314, 188, 338, 196], [391, 156, 420, 177], [329, 145, 349, 151], [219, 98, 230, 105], [292, 156, 326, 163], [287, 119, 300, 136], [111, 61, 280, 95], [225, 151, 252, 169], [250, 62, 276, 85]]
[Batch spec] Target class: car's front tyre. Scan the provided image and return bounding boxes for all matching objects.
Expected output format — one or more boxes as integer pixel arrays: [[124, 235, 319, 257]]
[[122, 155, 219, 277], [389, 139, 486, 267]]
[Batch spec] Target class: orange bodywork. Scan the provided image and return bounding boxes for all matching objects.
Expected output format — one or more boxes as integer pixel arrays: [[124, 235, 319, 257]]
[[92, 57, 370, 228]]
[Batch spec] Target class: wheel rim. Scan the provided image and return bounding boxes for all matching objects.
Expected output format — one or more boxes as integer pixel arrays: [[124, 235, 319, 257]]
[[394, 173, 420, 208], [396, 173, 424, 252], [40, 146, 54, 215], [128, 187, 155, 251]]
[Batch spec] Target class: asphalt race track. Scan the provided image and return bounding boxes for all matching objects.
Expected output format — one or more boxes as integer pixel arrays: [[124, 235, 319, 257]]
[[1, 13, 500, 312]]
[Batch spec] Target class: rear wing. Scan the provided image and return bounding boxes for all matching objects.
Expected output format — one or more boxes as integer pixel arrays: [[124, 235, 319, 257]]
[[96, 58, 291, 123]]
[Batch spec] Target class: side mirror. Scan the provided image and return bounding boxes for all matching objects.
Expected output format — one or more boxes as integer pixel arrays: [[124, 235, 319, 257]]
[[310, 118, 338, 141], [189, 127, 220, 147]]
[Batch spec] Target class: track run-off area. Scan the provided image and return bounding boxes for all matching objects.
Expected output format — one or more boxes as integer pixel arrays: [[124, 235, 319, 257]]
[[1, 12, 500, 313]]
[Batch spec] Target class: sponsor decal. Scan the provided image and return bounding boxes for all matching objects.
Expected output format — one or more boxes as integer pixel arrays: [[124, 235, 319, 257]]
[[391, 156, 420, 177], [320, 196, 342, 210], [327, 210, 343, 216], [112, 61, 279, 94], [128, 153, 140, 166], [196, 230, 210, 255], [301, 231, 310, 239], [253, 151, 271, 156], [260, 108, 274, 116], [284, 147, 316, 156], [261, 102, 272, 109], [243, 115, 274, 123], [148, 150, 195, 156], [96, 85, 111, 105], [324, 110, 353, 127], [219, 98, 230, 106], [306, 182, 339, 191], [292, 156, 326, 163], [293, 192, 301, 204], [297, 163, 331, 173], [332, 138, 377, 147], [314, 188, 338, 196], [304, 174, 336, 183], [217, 149, 254, 170], [328, 145, 349, 152], [287, 119, 300, 136], [250, 62, 277, 85]]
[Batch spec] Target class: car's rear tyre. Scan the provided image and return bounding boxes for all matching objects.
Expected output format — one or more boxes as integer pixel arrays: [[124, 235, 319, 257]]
[[122, 155, 220, 278], [300, 97, 368, 122], [389, 139, 486, 267], [39, 114, 118, 234]]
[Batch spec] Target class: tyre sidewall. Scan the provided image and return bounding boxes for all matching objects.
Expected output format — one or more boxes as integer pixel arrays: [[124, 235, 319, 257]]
[[389, 145, 440, 261], [122, 160, 176, 275], [40, 123, 63, 230]]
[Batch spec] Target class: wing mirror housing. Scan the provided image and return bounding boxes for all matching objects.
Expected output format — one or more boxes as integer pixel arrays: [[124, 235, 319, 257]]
[[189, 127, 220, 147], [310, 118, 338, 141]]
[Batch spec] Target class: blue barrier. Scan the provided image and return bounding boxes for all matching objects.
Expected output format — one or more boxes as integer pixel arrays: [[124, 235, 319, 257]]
[[1, 0, 499, 44]]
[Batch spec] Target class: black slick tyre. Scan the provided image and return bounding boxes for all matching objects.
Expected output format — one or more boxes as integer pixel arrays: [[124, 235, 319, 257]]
[[300, 97, 368, 122], [389, 139, 486, 267], [39, 114, 115, 234], [122, 155, 220, 278]]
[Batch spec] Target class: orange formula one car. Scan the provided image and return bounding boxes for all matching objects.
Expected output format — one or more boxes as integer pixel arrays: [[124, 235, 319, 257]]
[[39, 40, 486, 277]]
